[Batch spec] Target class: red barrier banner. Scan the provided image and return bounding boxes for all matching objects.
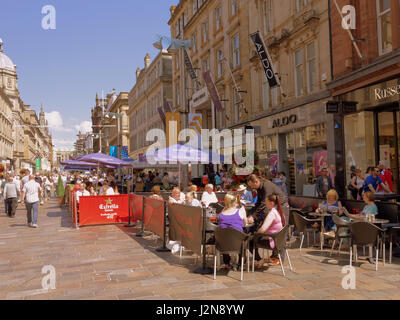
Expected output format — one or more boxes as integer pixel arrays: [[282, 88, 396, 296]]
[[130, 194, 144, 222], [143, 198, 165, 239], [79, 195, 130, 226], [168, 204, 203, 256]]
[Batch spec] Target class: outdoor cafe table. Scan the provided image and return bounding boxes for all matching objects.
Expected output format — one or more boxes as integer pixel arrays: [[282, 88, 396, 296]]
[[307, 212, 332, 251]]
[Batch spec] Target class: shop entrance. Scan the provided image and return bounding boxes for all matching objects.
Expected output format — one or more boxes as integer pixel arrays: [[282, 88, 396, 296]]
[[375, 106, 400, 193]]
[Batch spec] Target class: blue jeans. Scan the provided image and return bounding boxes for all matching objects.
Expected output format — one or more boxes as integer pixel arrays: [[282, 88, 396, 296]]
[[4, 199, 8, 213], [26, 201, 39, 224]]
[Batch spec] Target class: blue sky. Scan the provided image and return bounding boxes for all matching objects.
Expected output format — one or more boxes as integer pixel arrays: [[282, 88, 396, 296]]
[[0, 0, 176, 149]]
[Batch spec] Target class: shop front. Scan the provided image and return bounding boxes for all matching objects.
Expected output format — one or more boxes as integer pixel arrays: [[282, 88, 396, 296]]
[[252, 99, 334, 196], [340, 77, 400, 193]]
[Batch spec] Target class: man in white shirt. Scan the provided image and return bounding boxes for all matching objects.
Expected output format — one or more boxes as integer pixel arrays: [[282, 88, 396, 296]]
[[13, 176, 21, 203], [168, 187, 185, 205], [21, 176, 42, 228], [201, 184, 218, 208], [76, 183, 90, 204]]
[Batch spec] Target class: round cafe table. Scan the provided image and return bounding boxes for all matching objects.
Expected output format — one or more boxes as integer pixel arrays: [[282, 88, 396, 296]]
[[307, 212, 334, 251]]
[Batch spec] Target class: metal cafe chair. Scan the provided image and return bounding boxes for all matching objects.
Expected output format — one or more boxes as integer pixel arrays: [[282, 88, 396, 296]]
[[291, 210, 320, 252], [213, 228, 249, 281], [350, 222, 384, 271], [330, 214, 352, 256], [252, 225, 293, 277]]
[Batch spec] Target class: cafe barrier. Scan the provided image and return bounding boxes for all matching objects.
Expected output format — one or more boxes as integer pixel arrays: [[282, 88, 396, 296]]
[[78, 194, 130, 227], [125, 194, 144, 227], [144, 198, 170, 251], [168, 204, 203, 257]]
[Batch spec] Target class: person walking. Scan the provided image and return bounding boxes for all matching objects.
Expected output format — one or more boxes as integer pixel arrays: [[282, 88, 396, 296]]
[[21, 175, 42, 228], [1, 175, 8, 214], [3, 176, 18, 218]]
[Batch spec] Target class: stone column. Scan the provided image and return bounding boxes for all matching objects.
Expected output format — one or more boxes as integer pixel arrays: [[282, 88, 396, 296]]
[[391, 0, 400, 50]]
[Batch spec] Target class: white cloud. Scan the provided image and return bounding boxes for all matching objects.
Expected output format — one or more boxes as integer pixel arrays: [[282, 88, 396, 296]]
[[45, 111, 73, 132], [75, 121, 92, 134], [52, 138, 75, 149]]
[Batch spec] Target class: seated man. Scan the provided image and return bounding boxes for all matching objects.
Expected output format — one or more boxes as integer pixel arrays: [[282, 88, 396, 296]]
[[237, 185, 253, 204], [75, 183, 90, 205], [201, 184, 218, 208], [168, 187, 185, 205]]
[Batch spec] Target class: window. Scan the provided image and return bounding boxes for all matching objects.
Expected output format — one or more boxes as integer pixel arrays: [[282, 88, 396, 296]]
[[377, 0, 392, 55], [193, 0, 198, 14], [231, 0, 239, 15], [233, 89, 240, 123], [296, 0, 310, 12], [202, 21, 209, 43], [203, 58, 210, 72], [176, 83, 180, 106], [216, 7, 222, 30], [306, 42, 316, 93], [263, 0, 273, 34], [295, 49, 304, 97], [232, 35, 240, 68], [262, 80, 270, 111], [192, 33, 197, 53], [217, 49, 224, 78]]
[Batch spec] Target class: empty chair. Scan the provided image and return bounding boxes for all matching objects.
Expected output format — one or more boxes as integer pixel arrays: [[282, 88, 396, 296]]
[[213, 228, 249, 281], [330, 215, 352, 256], [291, 210, 320, 252], [350, 222, 384, 271], [389, 226, 400, 264], [252, 225, 293, 277]]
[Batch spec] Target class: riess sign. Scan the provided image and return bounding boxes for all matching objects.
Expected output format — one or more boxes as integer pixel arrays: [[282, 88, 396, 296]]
[[250, 31, 278, 88]]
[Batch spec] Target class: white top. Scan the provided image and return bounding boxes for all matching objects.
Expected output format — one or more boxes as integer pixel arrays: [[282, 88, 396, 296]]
[[105, 187, 115, 195], [21, 175, 30, 187], [13, 178, 21, 190], [169, 192, 185, 204], [23, 180, 42, 204], [76, 189, 90, 203], [186, 198, 202, 207], [201, 191, 218, 208]]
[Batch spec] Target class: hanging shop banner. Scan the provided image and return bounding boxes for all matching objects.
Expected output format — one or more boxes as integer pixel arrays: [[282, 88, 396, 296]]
[[166, 112, 181, 147], [183, 48, 197, 80], [188, 113, 202, 149], [79, 195, 130, 226], [158, 107, 166, 128], [143, 197, 165, 239], [109, 146, 118, 158], [163, 100, 173, 114], [35, 158, 41, 170], [130, 194, 144, 222], [203, 71, 223, 112], [250, 31, 279, 88], [168, 204, 203, 256], [121, 146, 129, 159], [313, 150, 328, 176]]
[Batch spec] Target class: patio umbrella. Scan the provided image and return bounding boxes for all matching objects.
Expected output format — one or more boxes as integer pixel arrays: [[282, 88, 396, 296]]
[[77, 153, 132, 167], [60, 159, 117, 169], [145, 143, 224, 164]]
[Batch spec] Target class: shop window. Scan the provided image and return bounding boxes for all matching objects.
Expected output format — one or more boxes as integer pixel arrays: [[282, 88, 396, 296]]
[[344, 112, 376, 188], [295, 49, 304, 97], [377, 0, 392, 55]]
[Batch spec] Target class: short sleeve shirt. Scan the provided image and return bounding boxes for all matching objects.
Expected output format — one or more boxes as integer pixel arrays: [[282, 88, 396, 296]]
[[364, 175, 383, 192]]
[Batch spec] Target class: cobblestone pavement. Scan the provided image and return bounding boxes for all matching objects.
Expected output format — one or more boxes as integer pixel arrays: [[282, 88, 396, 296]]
[[0, 198, 400, 300]]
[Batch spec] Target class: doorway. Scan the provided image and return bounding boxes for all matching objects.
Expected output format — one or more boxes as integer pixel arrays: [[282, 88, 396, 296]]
[[375, 106, 400, 193]]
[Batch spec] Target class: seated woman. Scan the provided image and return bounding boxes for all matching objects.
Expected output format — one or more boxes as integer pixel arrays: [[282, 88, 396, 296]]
[[189, 184, 198, 198], [314, 189, 344, 237], [255, 194, 286, 267], [218, 193, 247, 269], [343, 191, 378, 221], [184, 192, 202, 207], [149, 185, 164, 201]]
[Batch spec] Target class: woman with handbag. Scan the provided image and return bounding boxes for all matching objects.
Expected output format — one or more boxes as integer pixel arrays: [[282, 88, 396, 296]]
[[349, 169, 364, 200]]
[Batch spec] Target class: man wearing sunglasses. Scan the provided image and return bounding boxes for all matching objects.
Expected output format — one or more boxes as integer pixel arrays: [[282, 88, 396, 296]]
[[363, 166, 391, 194]]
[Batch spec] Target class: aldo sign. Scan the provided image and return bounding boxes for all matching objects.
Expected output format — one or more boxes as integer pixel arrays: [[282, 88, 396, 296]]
[[272, 115, 297, 129]]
